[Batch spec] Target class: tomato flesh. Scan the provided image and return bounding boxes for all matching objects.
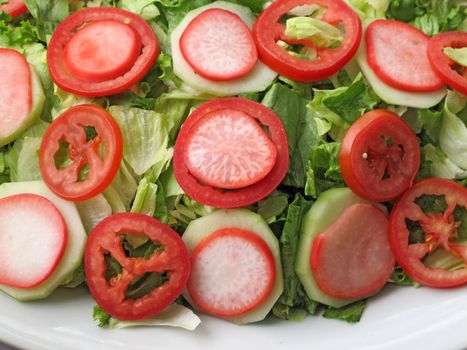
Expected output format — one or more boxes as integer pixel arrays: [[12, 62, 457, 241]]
[[183, 109, 277, 189], [63, 20, 142, 83], [187, 228, 275, 317], [428, 31, 467, 96], [253, 0, 362, 82], [85, 213, 190, 320], [389, 178, 467, 288], [0, 0, 27, 17], [39, 104, 123, 201], [340, 110, 420, 202], [174, 98, 289, 208]]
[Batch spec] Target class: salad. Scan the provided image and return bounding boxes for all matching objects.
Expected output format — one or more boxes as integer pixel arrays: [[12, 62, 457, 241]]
[[0, 0, 466, 332]]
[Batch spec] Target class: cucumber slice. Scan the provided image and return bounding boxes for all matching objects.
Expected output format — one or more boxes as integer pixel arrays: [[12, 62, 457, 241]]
[[0, 181, 87, 301], [171, 1, 277, 96], [356, 38, 447, 109], [182, 209, 283, 324], [295, 188, 374, 308], [0, 66, 45, 147]]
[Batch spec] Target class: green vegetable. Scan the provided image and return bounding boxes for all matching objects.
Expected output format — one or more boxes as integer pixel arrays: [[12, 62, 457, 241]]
[[93, 305, 111, 328], [322, 300, 367, 324], [23, 0, 69, 42], [285, 17, 343, 48], [119, 0, 160, 20], [345, 0, 389, 19], [444, 47, 467, 67]]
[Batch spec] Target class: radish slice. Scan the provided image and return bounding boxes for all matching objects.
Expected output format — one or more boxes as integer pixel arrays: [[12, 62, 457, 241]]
[[366, 20, 444, 92], [171, 1, 277, 96], [0, 48, 32, 143], [180, 8, 258, 81], [63, 20, 142, 82], [311, 203, 394, 299], [0, 194, 67, 289], [184, 109, 277, 189], [187, 228, 275, 317]]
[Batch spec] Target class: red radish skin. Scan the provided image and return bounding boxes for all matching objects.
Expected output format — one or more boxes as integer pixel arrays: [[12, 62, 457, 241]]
[[0, 194, 67, 289], [188, 228, 275, 317], [311, 203, 395, 299], [366, 20, 444, 92], [180, 8, 258, 81], [184, 109, 277, 189], [63, 20, 142, 82], [0, 48, 32, 141]]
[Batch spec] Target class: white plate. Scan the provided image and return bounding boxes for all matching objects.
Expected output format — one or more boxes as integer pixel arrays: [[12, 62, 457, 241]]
[[0, 284, 466, 350]]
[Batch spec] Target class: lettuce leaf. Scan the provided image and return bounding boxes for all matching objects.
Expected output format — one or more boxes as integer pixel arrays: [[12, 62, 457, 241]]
[[322, 300, 366, 323], [76, 195, 112, 233], [345, 0, 389, 19], [120, 0, 160, 20], [23, 0, 69, 42]]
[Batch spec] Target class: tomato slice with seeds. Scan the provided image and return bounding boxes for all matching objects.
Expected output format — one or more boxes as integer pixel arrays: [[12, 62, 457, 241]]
[[253, 0, 362, 82], [47, 7, 159, 97], [428, 31, 467, 96], [0, 0, 27, 17], [173, 98, 289, 208], [39, 104, 123, 201], [389, 178, 467, 288], [84, 213, 190, 320], [339, 110, 420, 203]]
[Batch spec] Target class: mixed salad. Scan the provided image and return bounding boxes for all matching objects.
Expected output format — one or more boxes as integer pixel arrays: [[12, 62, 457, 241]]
[[0, 0, 466, 331]]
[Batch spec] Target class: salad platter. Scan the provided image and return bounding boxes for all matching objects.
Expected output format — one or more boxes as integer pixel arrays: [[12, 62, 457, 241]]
[[0, 0, 466, 349]]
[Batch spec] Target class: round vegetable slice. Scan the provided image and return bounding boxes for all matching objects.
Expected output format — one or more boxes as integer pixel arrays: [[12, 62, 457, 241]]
[[0, 194, 67, 289], [366, 19, 444, 92], [389, 178, 467, 288], [253, 0, 362, 82], [428, 31, 467, 96], [0, 0, 27, 17], [47, 7, 159, 97], [180, 8, 258, 81], [174, 98, 289, 208], [85, 213, 190, 320], [188, 228, 275, 317], [184, 109, 277, 189], [311, 203, 394, 299], [39, 104, 123, 201], [340, 109, 420, 202]]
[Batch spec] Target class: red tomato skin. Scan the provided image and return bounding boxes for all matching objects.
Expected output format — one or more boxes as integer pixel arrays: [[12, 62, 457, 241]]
[[0, 0, 27, 17], [253, 0, 362, 82], [85, 213, 190, 320], [173, 98, 289, 209], [428, 31, 467, 96], [39, 104, 123, 201], [47, 7, 159, 97], [389, 178, 467, 288], [339, 110, 420, 203]]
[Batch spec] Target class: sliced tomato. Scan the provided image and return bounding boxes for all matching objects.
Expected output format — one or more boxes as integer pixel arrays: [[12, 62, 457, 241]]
[[389, 178, 467, 288], [253, 0, 362, 82], [187, 228, 275, 317], [84, 213, 190, 320], [47, 7, 159, 97], [0, 0, 27, 17], [366, 19, 444, 92], [339, 110, 420, 203], [173, 98, 289, 208], [428, 31, 467, 96], [39, 104, 123, 201], [180, 8, 258, 81], [311, 203, 394, 299], [0, 194, 67, 289], [0, 48, 32, 146]]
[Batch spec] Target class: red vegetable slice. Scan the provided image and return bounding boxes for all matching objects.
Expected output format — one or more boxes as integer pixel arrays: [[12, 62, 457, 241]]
[[174, 98, 289, 208], [184, 109, 277, 189], [85, 213, 190, 320], [187, 228, 275, 317], [366, 19, 444, 92], [39, 104, 123, 201], [428, 31, 467, 96], [311, 203, 394, 299], [63, 20, 142, 83], [0, 0, 28, 17], [0, 194, 67, 289], [47, 7, 159, 97], [180, 8, 258, 81], [253, 0, 362, 82], [0, 48, 32, 144], [389, 178, 467, 288], [339, 110, 420, 202]]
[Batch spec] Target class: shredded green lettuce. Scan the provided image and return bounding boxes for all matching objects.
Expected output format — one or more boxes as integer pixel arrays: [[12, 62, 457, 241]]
[[443, 47, 467, 67], [285, 17, 343, 48]]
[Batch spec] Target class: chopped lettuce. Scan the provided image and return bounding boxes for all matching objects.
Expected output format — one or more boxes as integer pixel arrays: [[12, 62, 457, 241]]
[[23, 0, 69, 42], [322, 300, 366, 324], [444, 47, 467, 67], [346, 0, 389, 19], [76, 195, 112, 233], [285, 17, 343, 48], [120, 0, 160, 20]]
